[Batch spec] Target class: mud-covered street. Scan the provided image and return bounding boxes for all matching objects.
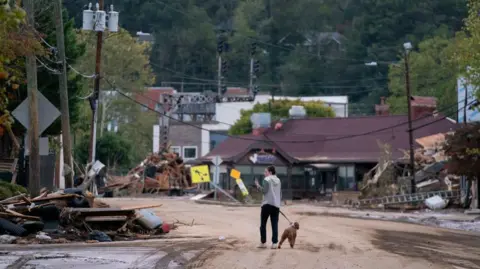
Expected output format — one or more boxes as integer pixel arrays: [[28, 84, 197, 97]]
[[1, 198, 480, 269]]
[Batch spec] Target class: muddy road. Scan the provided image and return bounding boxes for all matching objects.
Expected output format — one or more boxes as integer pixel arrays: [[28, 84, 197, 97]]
[[1, 198, 479, 269]]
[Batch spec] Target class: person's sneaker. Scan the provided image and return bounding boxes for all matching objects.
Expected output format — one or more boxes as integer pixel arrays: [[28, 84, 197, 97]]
[[257, 243, 267, 248], [271, 243, 278, 249]]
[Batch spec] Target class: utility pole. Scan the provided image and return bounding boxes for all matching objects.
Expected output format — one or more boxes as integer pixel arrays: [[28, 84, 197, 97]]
[[403, 42, 416, 194], [54, 0, 74, 188], [88, 0, 104, 163], [464, 82, 468, 125], [216, 36, 227, 96], [267, 0, 277, 106], [249, 43, 255, 93], [250, 42, 260, 97], [24, 0, 40, 196]]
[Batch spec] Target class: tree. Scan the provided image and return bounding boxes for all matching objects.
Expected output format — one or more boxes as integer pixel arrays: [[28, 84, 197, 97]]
[[456, 0, 480, 89], [74, 133, 134, 170], [0, 1, 44, 132], [74, 28, 155, 137], [229, 99, 335, 135], [387, 35, 461, 115], [29, 2, 86, 135], [63, 0, 468, 114]]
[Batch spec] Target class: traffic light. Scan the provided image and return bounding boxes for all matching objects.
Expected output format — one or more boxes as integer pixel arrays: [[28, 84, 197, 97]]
[[251, 42, 256, 56], [221, 60, 228, 73], [253, 60, 260, 73], [253, 84, 259, 94], [217, 40, 224, 53], [221, 85, 228, 94]]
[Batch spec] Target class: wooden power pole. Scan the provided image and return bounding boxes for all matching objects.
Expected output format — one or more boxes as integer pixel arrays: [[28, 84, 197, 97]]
[[88, 0, 104, 163], [24, 0, 40, 196], [53, 0, 74, 188]]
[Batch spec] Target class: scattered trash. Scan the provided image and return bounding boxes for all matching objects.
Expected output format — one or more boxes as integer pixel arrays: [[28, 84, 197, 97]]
[[0, 234, 16, 244], [35, 232, 52, 241], [103, 145, 196, 196], [425, 195, 447, 210], [218, 236, 225, 241], [137, 209, 163, 230], [88, 231, 111, 242], [0, 184, 173, 244], [358, 133, 462, 209]]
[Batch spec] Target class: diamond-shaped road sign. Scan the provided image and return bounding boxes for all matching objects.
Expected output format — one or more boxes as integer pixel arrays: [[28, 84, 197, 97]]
[[12, 92, 61, 134], [212, 156, 223, 166]]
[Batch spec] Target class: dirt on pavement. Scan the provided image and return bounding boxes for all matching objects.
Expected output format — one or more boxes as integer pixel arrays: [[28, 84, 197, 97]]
[[12, 197, 478, 269], [0, 198, 480, 269]]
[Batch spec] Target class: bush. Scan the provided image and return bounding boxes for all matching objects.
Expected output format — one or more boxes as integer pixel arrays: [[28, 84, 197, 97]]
[[0, 181, 27, 200], [0, 186, 12, 200]]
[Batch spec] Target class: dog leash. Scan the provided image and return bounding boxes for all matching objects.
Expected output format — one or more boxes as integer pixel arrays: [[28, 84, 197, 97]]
[[279, 210, 292, 224]]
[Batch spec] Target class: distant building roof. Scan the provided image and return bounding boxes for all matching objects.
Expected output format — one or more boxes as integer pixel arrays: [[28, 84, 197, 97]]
[[135, 87, 176, 110], [411, 96, 437, 108], [136, 31, 154, 43], [201, 114, 458, 164]]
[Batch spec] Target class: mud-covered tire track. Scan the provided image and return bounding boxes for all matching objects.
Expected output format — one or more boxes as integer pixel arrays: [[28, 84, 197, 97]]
[[154, 240, 217, 269]]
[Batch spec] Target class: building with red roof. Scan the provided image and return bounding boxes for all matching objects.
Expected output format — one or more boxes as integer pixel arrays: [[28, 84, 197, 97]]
[[198, 97, 458, 199]]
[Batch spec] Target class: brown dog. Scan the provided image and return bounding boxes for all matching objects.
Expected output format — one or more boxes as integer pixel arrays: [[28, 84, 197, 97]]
[[278, 222, 299, 249]]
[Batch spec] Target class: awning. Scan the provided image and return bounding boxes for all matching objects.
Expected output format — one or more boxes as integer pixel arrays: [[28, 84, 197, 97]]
[[309, 163, 338, 169]]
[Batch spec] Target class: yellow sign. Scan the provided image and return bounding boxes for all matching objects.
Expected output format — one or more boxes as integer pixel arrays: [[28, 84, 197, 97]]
[[190, 165, 211, 183], [236, 178, 249, 196], [230, 169, 241, 180]]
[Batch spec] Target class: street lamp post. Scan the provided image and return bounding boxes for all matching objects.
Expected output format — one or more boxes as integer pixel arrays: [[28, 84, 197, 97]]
[[364, 42, 416, 193], [403, 42, 416, 194]]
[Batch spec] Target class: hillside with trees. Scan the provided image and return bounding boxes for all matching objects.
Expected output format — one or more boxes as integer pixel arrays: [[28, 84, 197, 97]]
[[63, 0, 467, 115]]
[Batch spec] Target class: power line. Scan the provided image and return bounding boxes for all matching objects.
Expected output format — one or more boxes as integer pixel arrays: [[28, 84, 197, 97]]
[[36, 57, 60, 74], [107, 78, 471, 144], [67, 63, 96, 78]]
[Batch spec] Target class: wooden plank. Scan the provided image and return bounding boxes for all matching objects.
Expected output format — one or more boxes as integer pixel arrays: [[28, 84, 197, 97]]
[[4, 209, 41, 220], [64, 207, 136, 217], [31, 194, 78, 202], [0, 194, 25, 204]]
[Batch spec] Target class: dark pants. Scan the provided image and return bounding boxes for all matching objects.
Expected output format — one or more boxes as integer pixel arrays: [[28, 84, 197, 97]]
[[260, 204, 279, 244]]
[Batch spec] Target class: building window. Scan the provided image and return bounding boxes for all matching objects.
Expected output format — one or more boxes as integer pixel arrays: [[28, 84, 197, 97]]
[[183, 146, 198, 159], [337, 165, 356, 191], [155, 103, 161, 112], [171, 146, 181, 157]]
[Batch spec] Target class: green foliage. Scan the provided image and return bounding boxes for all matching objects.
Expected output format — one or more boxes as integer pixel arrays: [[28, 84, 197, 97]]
[[455, 0, 480, 90], [35, 5, 86, 135], [0, 181, 27, 200], [229, 99, 335, 135], [0, 1, 45, 127], [444, 123, 480, 178], [62, 1, 467, 109], [72, 28, 155, 164], [74, 133, 134, 169], [387, 35, 461, 115]]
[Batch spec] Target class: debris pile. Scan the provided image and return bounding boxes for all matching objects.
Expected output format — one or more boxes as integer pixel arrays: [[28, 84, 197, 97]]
[[359, 133, 461, 209], [0, 187, 171, 244], [103, 146, 194, 196]]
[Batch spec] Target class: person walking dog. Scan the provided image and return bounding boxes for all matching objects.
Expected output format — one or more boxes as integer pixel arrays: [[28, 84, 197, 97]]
[[255, 165, 282, 249]]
